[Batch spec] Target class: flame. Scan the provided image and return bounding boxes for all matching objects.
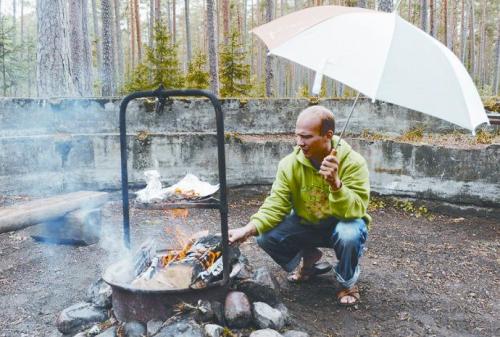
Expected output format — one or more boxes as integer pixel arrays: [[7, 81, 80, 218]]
[[160, 240, 193, 267], [166, 208, 189, 219], [201, 250, 221, 269]]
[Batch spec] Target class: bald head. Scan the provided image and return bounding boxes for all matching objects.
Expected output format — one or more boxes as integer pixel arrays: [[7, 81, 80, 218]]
[[297, 106, 336, 136]]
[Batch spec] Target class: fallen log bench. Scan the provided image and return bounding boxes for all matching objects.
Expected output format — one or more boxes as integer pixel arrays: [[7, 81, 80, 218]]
[[0, 191, 109, 244]]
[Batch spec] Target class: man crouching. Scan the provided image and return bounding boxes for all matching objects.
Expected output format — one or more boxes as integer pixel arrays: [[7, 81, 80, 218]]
[[229, 105, 371, 306]]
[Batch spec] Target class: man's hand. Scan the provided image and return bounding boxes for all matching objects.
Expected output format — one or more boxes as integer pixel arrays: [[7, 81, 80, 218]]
[[228, 223, 257, 245], [319, 150, 342, 190]]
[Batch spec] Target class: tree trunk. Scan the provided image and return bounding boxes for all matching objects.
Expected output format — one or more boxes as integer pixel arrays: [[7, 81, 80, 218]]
[[20, 0, 24, 43], [460, 0, 467, 63], [277, 0, 285, 97], [101, 0, 115, 95], [357, 0, 367, 8], [12, 0, 16, 45], [222, 0, 229, 43], [155, 0, 161, 23], [242, 0, 247, 47], [133, 0, 142, 59], [91, 0, 102, 75], [69, 0, 93, 96], [493, 20, 500, 95], [408, 0, 412, 22], [378, 0, 393, 12], [185, 0, 192, 64], [421, 0, 428, 32], [443, 0, 448, 47], [206, 0, 219, 94], [469, 0, 475, 79], [479, 0, 486, 87], [166, 0, 171, 34], [429, 0, 434, 36], [172, 0, 176, 44], [149, 0, 154, 49], [130, 0, 136, 69], [265, 0, 273, 97], [36, 0, 75, 97], [113, 0, 124, 86]]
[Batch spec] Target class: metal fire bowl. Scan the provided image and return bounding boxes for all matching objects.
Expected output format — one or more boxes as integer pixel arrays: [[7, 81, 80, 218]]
[[103, 259, 229, 323]]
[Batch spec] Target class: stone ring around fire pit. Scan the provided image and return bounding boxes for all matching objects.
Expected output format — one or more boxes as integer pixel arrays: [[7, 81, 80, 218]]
[[102, 234, 242, 322]]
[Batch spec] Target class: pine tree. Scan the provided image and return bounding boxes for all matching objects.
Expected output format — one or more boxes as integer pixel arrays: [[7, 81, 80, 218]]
[[219, 29, 251, 97], [123, 24, 184, 92], [122, 62, 151, 93], [147, 24, 184, 89], [186, 50, 209, 89]]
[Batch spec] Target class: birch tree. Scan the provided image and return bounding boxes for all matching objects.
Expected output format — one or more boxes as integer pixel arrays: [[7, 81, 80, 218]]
[[36, 0, 74, 97], [206, 0, 219, 94], [69, 0, 93, 96], [101, 0, 115, 95]]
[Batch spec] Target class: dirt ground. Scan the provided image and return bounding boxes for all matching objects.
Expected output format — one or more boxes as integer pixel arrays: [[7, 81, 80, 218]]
[[0, 186, 498, 337]]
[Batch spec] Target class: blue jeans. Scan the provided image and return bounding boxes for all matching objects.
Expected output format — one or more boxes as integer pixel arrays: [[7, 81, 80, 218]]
[[256, 214, 368, 289]]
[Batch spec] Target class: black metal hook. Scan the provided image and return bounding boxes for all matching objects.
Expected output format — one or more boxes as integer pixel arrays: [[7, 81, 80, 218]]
[[154, 85, 168, 114]]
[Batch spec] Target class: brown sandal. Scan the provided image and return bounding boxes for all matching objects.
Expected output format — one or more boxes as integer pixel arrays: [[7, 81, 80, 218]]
[[287, 261, 332, 283], [337, 285, 360, 306]]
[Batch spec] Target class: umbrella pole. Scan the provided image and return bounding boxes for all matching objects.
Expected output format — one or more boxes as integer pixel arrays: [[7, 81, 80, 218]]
[[334, 92, 361, 150]]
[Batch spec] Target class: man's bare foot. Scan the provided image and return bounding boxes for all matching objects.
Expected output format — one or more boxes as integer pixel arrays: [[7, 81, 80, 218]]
[[287, 248, 323, 282], [337, 285, 360, 306]]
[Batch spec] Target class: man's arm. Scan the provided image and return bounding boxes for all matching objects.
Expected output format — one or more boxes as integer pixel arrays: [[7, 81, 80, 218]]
[[320, 151, 370, 220], [229, 160, 293, 244]]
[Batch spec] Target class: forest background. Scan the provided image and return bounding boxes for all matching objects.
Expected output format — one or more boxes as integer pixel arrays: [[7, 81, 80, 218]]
[[0, 0, 499, 99]]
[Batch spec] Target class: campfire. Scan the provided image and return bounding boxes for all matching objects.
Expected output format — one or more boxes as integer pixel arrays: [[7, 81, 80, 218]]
[[131, 233, 231, 290]]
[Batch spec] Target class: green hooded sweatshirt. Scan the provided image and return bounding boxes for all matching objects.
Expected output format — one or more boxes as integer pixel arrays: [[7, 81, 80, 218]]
[[250, 136, 371, 235]]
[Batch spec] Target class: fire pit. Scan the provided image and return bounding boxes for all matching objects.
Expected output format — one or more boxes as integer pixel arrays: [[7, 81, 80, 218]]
[[113, 88, 231, 322], [103, 235, 241, 322]]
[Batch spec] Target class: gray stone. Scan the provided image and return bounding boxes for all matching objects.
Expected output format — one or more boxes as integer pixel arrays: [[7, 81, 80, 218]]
[[194, 300, 214, 323], [56, 302, 108, 335], [95, 326, 117, 337], [237, 267, 280, 305], [249, 329, 283, 337], [203, 323, 224, 337], [124, 321, 146, 337], [230, 255, 253, 280], [73, 332, 88, 337], [275, 303, 292, 325], [210, 301, 224, 325], [147, 320, 163, 336], [283, 331, 309, 337], [85, 278, 112, 309], [224, 291, 252, 328], [156, 319, 203, 337], [252, 302, 285, 330]]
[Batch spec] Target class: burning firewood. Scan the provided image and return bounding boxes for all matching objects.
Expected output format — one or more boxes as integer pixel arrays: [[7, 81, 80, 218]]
[[130, 234, 239, 291]]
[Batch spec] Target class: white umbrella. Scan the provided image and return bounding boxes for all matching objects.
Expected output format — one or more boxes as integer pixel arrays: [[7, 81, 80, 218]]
[[251, 5, 490, 134]]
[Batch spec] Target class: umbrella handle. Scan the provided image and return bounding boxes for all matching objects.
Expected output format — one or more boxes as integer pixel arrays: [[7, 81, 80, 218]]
[[335, 92, 361, 150]]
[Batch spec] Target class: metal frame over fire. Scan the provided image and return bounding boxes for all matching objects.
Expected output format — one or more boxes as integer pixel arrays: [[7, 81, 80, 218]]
[[113, 87, 230, 321]]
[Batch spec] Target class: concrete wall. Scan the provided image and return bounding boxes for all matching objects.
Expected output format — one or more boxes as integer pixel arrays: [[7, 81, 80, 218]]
[[0, 98, 498, 207]]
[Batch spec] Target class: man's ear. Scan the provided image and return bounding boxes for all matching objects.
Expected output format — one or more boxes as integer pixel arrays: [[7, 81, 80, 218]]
[[325, 129, 334, 139]]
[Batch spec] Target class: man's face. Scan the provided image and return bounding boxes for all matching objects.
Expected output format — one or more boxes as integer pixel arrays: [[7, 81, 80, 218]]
[[295, 114, 331, 161]]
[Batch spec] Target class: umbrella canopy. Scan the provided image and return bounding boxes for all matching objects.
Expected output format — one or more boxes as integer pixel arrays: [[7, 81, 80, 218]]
[[252, 5, 489, 133]]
